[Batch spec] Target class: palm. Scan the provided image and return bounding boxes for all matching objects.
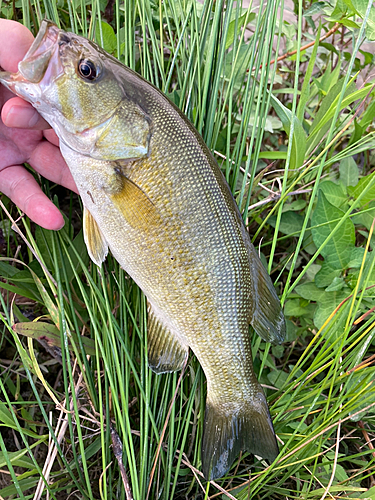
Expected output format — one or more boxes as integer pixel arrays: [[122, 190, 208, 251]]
[[0, 19, 78, 229]]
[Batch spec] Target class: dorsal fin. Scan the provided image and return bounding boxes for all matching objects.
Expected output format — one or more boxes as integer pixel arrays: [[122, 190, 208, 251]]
[[248, 244, 286, 344]]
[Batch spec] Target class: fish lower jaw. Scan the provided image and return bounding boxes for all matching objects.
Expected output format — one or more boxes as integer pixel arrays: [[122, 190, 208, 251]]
[[10, 82, 43, 107]]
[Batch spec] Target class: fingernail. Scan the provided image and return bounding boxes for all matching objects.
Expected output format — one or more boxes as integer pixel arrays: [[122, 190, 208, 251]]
[[5, 105, 39, 128]]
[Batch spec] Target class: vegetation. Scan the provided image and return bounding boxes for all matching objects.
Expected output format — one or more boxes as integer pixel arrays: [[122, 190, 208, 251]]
[[1, 0, 375, 498]]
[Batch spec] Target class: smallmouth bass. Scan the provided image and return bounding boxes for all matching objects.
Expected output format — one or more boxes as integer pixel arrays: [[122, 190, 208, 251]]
[[0, 20, 286, 480]]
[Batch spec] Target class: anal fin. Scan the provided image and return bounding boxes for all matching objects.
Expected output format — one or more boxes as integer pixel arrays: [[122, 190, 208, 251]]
[[248, 244, 286, 344], [83, 207, 108, 266], [147, 302, 188, 373]]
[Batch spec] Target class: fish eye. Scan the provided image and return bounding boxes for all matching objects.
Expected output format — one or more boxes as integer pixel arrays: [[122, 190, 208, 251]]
[[78, 59, 99, 81]]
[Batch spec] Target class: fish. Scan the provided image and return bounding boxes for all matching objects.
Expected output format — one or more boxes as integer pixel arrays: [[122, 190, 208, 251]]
[[0, 20, 285, 480]]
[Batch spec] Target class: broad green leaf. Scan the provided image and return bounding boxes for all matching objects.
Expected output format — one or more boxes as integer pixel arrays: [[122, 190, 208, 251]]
[[314, 289, 350, 329], [268, 211, 304, 235], [313, 58, 341, 96], [95, 20, 117, 54], [36, 226, 90, 283], [348, 0, 375, 40], [304, 2, 326, 16], [267, 369, 289, 389], [0, 281, 38, 301], [311, 191, 355, 269], [348, 171, 375, 206], [225, 11, 254, 50], [331, 0, 351, 18], [283, 200, 307, 212], [352, 203, 375, 230], [284, 299, 315, 317], [319, 180, 348, 209], [325, 276, 345, 291], [339, 156, 359, 187], [295, 282, 326, 302], [359, 486, 375, 498], [348, 246, 366, 268]]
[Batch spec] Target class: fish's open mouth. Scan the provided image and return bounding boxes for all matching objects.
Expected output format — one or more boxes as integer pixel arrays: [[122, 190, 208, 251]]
[[18, 19, 60, 83]]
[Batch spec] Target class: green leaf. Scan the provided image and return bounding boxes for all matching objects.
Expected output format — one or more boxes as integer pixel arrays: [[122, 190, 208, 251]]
[[270, 93, 307, 170], [353, 203, 375, 230], [306, 80, 372, 153], [325, 276, 345, 292], [315, 261, 342, 288], [95, 20, 117, 54], [314, 290, 349, 329], [295, 282, 326, 302], [283, 200, 307, 212], [0, 402, 16, 427], [358, 99, 375, 130], [311, 191, 355, 269], [13, 322, 96, 356], [359, 486, 375, 498], [267, 369, 289, 389], [339, 156, 359, 187], [268, 211, 304, 235], [284, 298, 315, 317], [0, 478, 39, 497], [319, 180, 348, 209], [0, 449, 35, 469], [348, 247, 366, 268], [296, 22, 321, 122], [349, 0, 375, 40], [225, 11, 254, 50], [348, 171, 375, 206]]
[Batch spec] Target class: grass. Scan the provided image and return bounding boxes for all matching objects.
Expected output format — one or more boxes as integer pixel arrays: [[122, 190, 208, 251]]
[[1, 0, 375, 498]]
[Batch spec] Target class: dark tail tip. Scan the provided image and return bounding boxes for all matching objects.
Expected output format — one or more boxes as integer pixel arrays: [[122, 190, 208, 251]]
[[201, 392, 278, 480]]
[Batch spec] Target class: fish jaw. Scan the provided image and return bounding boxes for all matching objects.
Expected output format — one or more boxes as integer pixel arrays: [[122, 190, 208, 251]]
[[0, 20, 63, 109]]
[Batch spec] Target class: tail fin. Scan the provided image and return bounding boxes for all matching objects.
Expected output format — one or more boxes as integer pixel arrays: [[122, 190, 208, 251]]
[[201, 391, 278, 480]]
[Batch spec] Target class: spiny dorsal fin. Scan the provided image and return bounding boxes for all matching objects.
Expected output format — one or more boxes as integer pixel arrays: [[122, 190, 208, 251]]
[[147, 302, 189, 373], [248, 244, 286, 344], [83, 207, 108, 266], [111, 176, 161, 231]]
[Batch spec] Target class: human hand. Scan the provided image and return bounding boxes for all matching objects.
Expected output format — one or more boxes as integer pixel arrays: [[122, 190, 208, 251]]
[[0, 19, 77, 230]]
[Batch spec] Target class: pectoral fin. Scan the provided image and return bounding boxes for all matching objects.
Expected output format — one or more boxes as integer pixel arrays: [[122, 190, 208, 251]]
[[111, 177, 161, 231], [248, 244, 286, 344], [147, 302, 188, 373], [83, 207, 108, 266]]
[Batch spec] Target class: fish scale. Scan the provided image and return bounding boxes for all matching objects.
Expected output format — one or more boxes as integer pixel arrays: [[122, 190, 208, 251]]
[[0, 19, 286, 480]]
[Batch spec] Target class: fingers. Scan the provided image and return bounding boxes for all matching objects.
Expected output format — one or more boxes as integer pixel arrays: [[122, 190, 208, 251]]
[[1, 97, 51, 129], [0, 19, 34, 72], [0, 164, 65, 230], [0, 21, 50, 132], [28, 140, 78, 194]]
